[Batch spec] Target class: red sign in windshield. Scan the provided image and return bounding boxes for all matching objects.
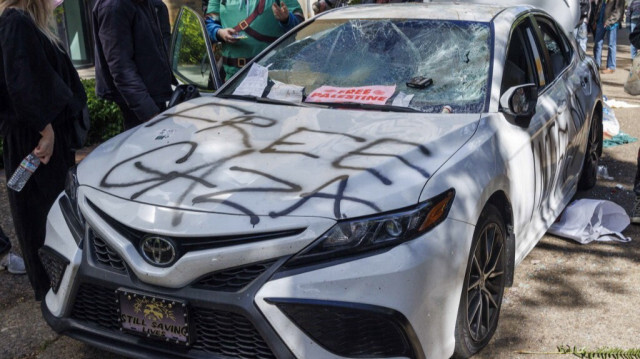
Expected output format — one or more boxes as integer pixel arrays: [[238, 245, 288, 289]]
[[306, 85, 396, 105]]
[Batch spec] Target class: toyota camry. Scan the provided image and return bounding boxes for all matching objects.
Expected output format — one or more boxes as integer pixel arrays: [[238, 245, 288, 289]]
[[40, 3, 602, 358]]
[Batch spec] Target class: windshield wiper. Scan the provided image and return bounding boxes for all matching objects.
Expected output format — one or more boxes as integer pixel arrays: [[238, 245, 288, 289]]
[[310, 101, 423, 113], [217, 94, 323, 108]]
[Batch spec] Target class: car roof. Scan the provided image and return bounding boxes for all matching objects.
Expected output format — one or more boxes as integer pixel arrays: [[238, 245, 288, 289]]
[[316, 3, 532, 23]]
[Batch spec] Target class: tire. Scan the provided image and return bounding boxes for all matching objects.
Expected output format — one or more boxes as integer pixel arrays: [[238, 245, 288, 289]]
[[578, 113, 601, 190], [453, 204, 507, 359]]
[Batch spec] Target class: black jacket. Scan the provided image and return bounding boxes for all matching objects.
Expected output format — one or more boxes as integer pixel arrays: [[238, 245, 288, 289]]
[[93, 0, 172, 122], [0, 9, 86, 135]]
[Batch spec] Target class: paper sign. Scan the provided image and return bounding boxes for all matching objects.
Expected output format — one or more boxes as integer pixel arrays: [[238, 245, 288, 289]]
[[392, 91, 414, 107], [233, 63, 268, 97], [306, 85, 396, 105], [267, 81, 304, 103]]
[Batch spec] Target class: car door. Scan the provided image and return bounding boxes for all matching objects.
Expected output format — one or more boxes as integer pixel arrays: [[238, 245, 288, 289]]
[[500, 15, 566, 260], [170, 6, 223, 95], [530, 14, 580, 212], [537, 15, 595, 194]]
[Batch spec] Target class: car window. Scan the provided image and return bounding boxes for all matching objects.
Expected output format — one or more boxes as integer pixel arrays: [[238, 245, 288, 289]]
[[220, 19, 492, 113], [524, 27, 547, 88], [534, 16, 571, 80], [501, 23, 537, 95]]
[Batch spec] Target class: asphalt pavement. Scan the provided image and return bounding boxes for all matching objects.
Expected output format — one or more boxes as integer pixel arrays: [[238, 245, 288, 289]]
[[1, 28, 640, 359]]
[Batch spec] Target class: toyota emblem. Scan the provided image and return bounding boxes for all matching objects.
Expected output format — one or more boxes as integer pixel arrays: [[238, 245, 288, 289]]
[[140, 236, 177, 266]]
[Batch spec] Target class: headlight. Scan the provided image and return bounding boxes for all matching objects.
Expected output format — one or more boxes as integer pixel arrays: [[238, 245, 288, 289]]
[[60, 166, 85, 246], [286, 189, 455, 267]]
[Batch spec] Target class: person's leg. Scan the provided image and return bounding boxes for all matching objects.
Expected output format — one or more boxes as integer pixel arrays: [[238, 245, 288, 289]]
[[631, 21, 638, 59], [633, 147, 640, 224], [606, 25, 618, 70], [593, 23, 606, 69], [3, 129, 49, 295], [0, 226, 10, 256]]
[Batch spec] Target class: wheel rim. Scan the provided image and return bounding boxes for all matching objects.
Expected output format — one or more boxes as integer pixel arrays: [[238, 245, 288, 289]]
[[466, 223, 505, 343], [587, 120, 599, 166]]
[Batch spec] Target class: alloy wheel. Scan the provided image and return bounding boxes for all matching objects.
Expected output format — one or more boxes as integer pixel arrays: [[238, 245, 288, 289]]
[[466, 223, 505, 342]]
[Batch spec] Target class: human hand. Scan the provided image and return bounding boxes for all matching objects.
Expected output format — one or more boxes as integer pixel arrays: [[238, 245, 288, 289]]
[[312, 0, 328, 14], [272, 2, 289, 22], [34, 124, 54, 164], [217, 28, 239, 43]]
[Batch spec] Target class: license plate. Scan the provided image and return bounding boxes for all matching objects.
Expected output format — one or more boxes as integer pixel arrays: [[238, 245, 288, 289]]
[[117, 289, 190, 345]]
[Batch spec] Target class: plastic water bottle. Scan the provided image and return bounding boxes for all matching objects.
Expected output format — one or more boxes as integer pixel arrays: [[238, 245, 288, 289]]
[[7, 153, 40, 192]]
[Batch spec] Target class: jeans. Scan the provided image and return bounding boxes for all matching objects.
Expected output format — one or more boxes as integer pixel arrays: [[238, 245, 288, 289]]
[[636, 148, 640, 196], [593, 24, 618, 69], [631, 21, 638, 59], [576, 22, 588, 53]]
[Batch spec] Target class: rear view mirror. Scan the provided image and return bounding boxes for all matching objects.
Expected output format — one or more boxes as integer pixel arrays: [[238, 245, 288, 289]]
[[170, 7, 222, 91], [499, 83, 538, 123]]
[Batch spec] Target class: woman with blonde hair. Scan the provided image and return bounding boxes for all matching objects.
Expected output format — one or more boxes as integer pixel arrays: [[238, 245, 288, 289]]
[[0, 0, 86, 300]]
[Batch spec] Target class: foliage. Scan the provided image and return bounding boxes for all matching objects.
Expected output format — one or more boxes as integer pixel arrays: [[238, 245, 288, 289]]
[[557, 345, 640, 359], [82, 78, 123, 145], [174, 10, 208, 66], [518, 345, 640, 358]]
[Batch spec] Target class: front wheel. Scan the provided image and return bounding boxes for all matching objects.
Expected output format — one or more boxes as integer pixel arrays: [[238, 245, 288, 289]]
[[578, 112, 602, 190], [453, 204, 507, 359]]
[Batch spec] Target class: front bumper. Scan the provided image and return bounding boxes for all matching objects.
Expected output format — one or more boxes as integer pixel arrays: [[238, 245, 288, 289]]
[[43, 191, 475, 359]]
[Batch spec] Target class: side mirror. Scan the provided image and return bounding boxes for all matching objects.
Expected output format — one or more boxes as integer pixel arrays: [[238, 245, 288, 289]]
[[499, 83, 538, 124], [168, 84, 201, 108]]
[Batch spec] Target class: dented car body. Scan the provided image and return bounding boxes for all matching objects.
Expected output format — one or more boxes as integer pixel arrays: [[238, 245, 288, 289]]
[[41, 3, 602, 359]]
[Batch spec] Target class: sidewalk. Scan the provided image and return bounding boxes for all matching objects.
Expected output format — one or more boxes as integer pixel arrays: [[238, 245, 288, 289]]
[[594, 26, 640, 104]]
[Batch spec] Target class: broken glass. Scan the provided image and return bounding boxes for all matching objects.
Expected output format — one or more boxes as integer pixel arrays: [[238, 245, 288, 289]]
[[220, 18, 492, 113]]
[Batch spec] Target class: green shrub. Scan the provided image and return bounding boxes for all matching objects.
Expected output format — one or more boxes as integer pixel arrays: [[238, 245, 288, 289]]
[[82, 78, 123, 145]]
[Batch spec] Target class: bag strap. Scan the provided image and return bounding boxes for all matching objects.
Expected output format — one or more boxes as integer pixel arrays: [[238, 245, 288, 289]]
[[232, 0, 279, 43]]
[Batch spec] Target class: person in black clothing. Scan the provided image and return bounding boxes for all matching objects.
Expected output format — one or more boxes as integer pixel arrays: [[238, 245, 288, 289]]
[[93, 0, 173, 131], [0, 0, 86, 299], [630, 23, 640, 224]]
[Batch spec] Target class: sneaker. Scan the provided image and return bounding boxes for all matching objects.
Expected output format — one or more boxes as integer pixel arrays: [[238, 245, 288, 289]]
[[632, 196, 640, 225], [0, 252, 26, 274]]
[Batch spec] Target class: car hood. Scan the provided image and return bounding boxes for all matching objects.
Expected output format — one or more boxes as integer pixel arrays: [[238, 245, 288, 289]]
[[79, 97, 479, 226]]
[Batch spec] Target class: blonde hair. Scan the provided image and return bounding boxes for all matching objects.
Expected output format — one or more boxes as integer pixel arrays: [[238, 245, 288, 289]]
[[0, 0, 60, 46]]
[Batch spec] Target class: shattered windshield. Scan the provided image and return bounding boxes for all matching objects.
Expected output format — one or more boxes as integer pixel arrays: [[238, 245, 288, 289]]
[[219, 18, 492, 113]]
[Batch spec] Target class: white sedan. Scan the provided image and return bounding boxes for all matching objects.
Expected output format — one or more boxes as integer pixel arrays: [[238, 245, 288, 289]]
[[40, 3, 602, 359]]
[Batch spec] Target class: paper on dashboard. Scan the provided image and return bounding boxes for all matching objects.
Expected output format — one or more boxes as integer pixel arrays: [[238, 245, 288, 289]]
[[233, 63, 269, 97], [267, 81, 304, 103]]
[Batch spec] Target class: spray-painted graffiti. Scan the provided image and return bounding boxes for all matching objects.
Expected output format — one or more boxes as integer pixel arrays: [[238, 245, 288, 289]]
[[99, 101, 435, 226]]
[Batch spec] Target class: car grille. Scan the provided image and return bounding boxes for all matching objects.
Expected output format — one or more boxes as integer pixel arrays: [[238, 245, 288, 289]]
[[194, 261, 275, 292], [191, 308, 275, 358], [70, 284, 275, 359], [87, 199, 305, 255], [38, 246, 69, 294], [90, 231, 127, 274], [71, 284, 120, 330]]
